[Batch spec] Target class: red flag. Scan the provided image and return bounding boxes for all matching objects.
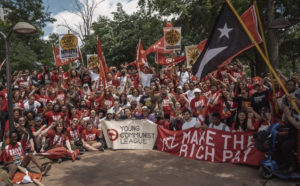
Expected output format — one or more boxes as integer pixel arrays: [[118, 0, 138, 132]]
[[197, 39, 207, 52], [52, 46, 80, 66], [155, 53, 186, 66], [34, 147, 79, 161], [97, 37, 107, 87], [97, 37, 109, 73], [136, 40, 148, 68], [144, 37, 173, 56]]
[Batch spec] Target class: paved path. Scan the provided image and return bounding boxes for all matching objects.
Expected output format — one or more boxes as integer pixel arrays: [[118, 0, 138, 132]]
[[1, 150, 299, 186]]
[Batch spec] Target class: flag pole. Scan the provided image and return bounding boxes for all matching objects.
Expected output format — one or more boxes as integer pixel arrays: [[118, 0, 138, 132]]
[[225, 0, 300, 114], [254, 0, 278, 115]]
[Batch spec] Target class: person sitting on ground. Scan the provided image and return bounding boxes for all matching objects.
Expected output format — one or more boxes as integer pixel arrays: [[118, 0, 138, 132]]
[[81, 122, 104, 151], [1, 126, 51, 185]]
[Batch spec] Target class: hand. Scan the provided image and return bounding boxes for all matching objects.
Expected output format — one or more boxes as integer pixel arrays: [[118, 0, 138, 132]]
[[283, 104, 291, 116], [52, 122, 57, 127], [248, 112, 254, 118], [14, 122, 20, 129], [247, 107, 254, 113]]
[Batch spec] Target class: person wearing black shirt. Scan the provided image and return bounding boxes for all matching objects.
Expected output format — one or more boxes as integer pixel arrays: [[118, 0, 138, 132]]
[[250, 82, 270, 113], [139, 86, 154, 111]]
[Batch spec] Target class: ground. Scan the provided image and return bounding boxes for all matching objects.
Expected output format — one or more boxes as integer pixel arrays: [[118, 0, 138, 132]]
[[1, 150, 299, 186]]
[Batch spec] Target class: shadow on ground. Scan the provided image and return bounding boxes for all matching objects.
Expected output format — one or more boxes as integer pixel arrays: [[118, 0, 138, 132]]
[[40, 150, 299, 186]]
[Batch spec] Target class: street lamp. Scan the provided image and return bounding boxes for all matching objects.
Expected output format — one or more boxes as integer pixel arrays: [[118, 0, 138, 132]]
[[0, 21, 36, 132]]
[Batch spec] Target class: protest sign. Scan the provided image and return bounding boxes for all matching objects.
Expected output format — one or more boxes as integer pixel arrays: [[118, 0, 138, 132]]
[[102, 119, 157, 150], [163, 27, 181, 51], [59, 33, 79, 59], [157, 126, 264, 166], [87, 54, 99, 69], [52, 46, 80, 66], [185, 45, 200, 68]]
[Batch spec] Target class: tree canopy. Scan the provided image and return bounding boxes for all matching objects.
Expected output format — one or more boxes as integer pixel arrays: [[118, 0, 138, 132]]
[[0, 0, 299, 77]]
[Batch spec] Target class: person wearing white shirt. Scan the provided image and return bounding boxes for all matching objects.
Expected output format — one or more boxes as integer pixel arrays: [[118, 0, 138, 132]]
[[182, 110, 207, 130], [208, 112, 230, 132], [177, 66, 190, 87], [24, 95, 41, 114]]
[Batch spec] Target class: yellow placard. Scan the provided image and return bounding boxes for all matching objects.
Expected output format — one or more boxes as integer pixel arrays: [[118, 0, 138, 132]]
[[60, 34, 78, 50], [185, 45, 200, 67], [87, 55, 99, 69], [165, 29, 181, 45]]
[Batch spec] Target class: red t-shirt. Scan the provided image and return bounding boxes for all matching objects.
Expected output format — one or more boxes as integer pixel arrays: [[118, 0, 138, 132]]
[[35, 94, 51, 105], [2, 139, 26, 163], [66, 126, 82, 141], [46, 130, 69, 148], [82, 128, 100, 141], [44, 111, 64, 125], [190, 96, 207, 117], [0, 90, 8, 111], [162, 96, 173, 115]]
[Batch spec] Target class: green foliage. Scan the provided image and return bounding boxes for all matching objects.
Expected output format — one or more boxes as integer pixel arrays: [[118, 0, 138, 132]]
[[0, 0, 55, 72], [82, 3, 165, 67]]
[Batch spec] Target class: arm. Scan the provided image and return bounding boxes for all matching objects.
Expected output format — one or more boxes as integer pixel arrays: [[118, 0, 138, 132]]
[[283, 105, 300, 129], [32, 125, 46, 137], [41, 123, 56, 137]]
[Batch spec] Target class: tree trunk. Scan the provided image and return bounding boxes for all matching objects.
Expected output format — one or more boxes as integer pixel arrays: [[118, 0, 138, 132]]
[[266, 0, 279, 68], [255, 50, 266, 76]]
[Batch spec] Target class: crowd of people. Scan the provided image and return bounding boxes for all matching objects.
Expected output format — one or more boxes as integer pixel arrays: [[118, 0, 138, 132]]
[[0, 59, 299, 183]]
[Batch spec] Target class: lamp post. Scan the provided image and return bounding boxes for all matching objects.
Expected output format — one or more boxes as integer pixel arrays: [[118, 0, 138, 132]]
[[0, 22, 36, 132]]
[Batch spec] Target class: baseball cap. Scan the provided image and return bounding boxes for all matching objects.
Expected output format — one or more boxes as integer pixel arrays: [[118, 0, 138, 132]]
[[194, 88, 201, 93], [142, 106, 149, 110], [83, 83, 89, 87], [35, 116, 42, 121]]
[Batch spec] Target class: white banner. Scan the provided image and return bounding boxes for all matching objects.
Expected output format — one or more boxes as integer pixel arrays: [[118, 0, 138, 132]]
[[163, 27, 181, 51], [101, 119, 157, 150], [59, 33, 79, 59]]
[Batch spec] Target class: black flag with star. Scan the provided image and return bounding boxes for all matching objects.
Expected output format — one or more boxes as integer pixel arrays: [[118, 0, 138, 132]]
[[192, 2, 252, 79]]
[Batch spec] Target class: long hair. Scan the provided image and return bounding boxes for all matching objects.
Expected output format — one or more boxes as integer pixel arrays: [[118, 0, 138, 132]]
[[235, 110, 248, 131]]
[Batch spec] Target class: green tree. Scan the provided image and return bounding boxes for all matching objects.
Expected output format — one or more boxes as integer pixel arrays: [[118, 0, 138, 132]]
[[0, 0, 55, 72], [82, 3, 164, 67]]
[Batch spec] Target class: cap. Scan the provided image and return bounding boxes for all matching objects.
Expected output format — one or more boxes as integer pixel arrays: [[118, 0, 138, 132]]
[[177, 86, 182, 89], [35, 116, 42, 121], [194, 88, 201, 93], [142, 106, 149, 110], [83, 83, 88, 87]]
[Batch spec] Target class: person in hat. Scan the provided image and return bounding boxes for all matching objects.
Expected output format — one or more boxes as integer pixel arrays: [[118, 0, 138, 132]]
[[135, 106, 156, 122], [190, 88, 207, 122]]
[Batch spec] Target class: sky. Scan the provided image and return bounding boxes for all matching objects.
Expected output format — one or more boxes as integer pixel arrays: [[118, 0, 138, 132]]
[[42, 0, 139, 39]]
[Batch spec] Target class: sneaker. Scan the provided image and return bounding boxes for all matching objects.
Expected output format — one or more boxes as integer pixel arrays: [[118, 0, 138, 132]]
[[57, 158, 63, 164], [0, 171, 13, 186], [98, 146, 105, 152], [41, 164, 52, 176]]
